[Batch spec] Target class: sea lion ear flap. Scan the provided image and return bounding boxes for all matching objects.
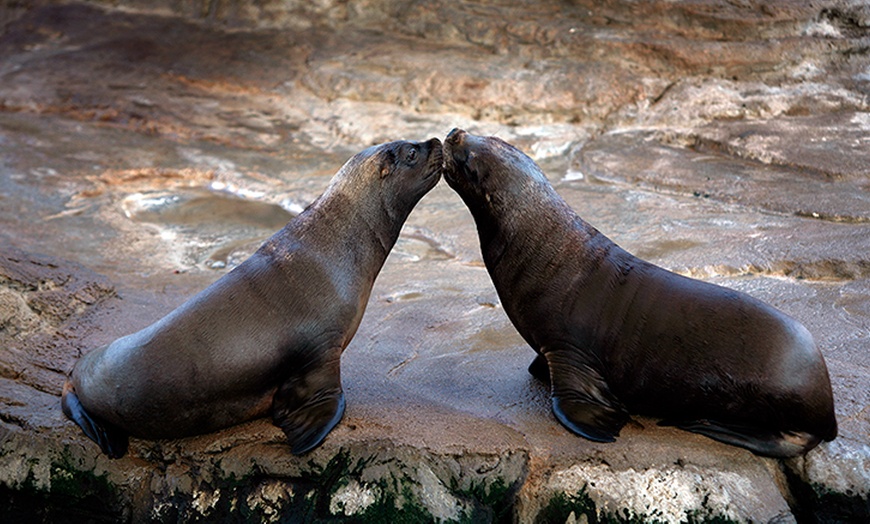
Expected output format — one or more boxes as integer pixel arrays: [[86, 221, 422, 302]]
[[379, 149, 396, 179]]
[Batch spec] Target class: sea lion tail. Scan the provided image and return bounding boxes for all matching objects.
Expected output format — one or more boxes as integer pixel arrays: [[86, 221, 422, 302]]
[[661, 419, 826, 458], [61, 380, 129, 459]]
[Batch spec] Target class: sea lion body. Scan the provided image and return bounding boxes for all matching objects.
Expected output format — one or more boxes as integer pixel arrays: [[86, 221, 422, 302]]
[[63, 138, 443, 458], [443, 129, 836, 457]]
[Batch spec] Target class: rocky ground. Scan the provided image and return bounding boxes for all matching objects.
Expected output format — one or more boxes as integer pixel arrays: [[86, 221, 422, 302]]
[[0, 1, 868, 522]]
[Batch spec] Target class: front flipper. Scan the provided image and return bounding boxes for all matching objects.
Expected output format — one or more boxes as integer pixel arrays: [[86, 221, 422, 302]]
[[528, 353, 550, 383], [271, 358, 345, 455], [61, 381, 129, 459], [545, 346, 629, 443], [659, 419, 822, 458]]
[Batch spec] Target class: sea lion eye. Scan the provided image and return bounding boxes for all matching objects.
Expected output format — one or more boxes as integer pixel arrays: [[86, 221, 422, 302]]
[[405, 146, 418, 165]]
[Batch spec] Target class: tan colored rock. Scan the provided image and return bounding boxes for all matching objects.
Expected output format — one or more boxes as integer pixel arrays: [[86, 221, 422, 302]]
[[0, 1, 867, 521]]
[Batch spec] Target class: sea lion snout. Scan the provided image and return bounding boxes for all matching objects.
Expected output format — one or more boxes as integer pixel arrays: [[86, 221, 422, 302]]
[[444, 128, 469, 164], [422, 137, 443, 180], [425, 136, 444, 149], [404, 137, 443, 198], [446, 127, 467, 145], [442, 129, 475, 189]]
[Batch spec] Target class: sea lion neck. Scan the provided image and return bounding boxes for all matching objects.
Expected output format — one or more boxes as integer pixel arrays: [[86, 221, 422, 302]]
[[444, 130, 577, 267], [475, 176, 577, 271], [293, 187, 399, 272]]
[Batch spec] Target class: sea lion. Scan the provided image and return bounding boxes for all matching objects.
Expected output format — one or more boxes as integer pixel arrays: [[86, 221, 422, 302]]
[[62, 138, 443, 458], [443, 129, 836, 457]]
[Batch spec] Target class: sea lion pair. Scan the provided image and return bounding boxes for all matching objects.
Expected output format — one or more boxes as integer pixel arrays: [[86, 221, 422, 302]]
[[63, 132, 836, 459]]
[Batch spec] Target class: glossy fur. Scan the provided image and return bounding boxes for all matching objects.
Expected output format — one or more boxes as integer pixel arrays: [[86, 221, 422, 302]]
[[62, 138, 443, 458], [443, 129, 836, 457]]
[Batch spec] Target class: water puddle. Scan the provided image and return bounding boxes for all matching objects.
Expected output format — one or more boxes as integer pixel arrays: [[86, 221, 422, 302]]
[[466, 325, 526, 354], [122, 188, 295, 229], [631, 238, 705, 261], [835, 285, 870, 321], [383, 291, 425, 303], [120, 188, 297, 270], [393, 228, 455, 262]]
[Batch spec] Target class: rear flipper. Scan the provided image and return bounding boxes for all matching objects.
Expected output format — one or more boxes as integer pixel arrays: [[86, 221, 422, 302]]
[[545, 346, 630, 443], [659, 419, 824, 458], [61, 381, 129, 459], [271, 358, 345, 455]]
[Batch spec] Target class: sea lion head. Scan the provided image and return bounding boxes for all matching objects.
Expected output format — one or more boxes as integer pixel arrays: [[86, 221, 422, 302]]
[[329, 138, 443, 223], [443, 128, 554, 222]]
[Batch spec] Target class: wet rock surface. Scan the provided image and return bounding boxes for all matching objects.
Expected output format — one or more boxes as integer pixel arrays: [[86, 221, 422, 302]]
[[0, 1, 868, 522]]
